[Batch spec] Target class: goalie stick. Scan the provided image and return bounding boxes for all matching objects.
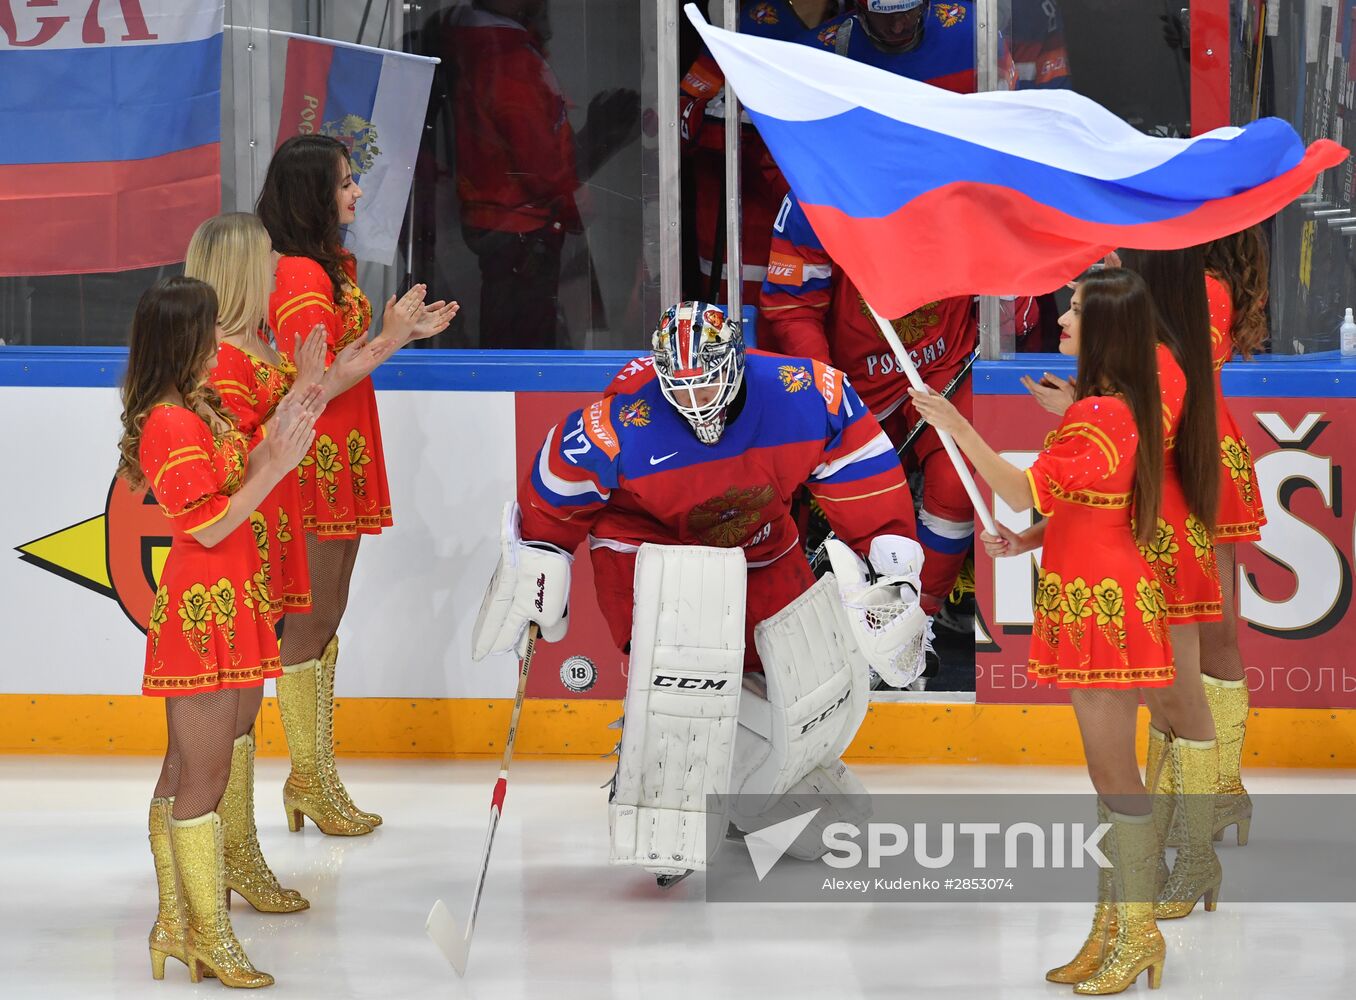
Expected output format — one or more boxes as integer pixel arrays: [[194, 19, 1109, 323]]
[[426, 622, 540, 977]]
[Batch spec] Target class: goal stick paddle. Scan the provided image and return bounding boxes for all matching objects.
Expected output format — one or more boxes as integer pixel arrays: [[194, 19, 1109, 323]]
[[427, 622, 540, 977]]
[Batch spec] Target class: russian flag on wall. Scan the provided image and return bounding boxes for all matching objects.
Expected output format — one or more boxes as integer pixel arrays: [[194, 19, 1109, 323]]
[[687, 6, 1348, 318], [276, 35, 436, 265], [0, 0, 223, 277]]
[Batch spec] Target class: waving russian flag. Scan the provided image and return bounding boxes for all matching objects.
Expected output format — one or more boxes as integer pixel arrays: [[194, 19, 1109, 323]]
[[687, 6, 1347, 318], [0, 0, 223, 277]]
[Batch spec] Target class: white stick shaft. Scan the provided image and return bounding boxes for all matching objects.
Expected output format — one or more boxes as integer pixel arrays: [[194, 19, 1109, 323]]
[[865, 303, 999, 536]]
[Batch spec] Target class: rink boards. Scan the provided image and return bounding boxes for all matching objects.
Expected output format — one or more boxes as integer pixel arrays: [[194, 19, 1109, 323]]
[[1, 349, 1354, 764]]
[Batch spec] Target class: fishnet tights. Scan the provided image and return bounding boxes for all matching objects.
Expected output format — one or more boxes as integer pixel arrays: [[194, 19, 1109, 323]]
[[153, 684, 264, 820], [281, 535, 361, 664], [1199, 543, 1247, 681], [1069, 688, 1149, 816], [1143, 624, 1216, 742]]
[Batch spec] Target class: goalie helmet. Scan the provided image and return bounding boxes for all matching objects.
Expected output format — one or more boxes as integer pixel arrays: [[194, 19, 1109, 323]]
[[651, 301, 745, 445]]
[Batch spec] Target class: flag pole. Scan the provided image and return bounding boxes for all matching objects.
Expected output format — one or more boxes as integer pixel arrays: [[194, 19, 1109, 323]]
[[863, 302, 999, 537]]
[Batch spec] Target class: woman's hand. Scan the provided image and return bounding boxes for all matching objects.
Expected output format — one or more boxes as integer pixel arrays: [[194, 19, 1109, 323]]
[[404, 298, 460, 342], [266, 383, 323, 477], [379, 284, 429, 345], [294, 325, 328, 390], [1020, 372, 1076, 417], [324, 336, 400, 395], [980, 522, 1040, 559], [908, 386, 969, 437]]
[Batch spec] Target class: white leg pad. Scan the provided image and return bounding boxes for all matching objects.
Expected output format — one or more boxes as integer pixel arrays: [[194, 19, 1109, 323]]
[[608, 544, 747, 875], [729, 573, 872, 828]]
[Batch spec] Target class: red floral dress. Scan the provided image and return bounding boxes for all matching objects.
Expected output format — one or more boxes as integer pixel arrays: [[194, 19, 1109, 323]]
[[210, 341, 312, 618], [138, 404, 282, 695], [1206, 274, 1267, 541], [1025, 396, 1174, 688], [269, 255, 393, 539], [1140, 343, 1222, 624]]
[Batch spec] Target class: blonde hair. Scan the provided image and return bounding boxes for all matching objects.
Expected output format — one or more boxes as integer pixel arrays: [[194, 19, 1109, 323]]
[[184, 212, 274, 337]]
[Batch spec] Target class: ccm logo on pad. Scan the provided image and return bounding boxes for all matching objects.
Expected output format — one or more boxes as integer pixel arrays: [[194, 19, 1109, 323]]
[[653, 675, 729, 690], [799, 689, 851, 735]]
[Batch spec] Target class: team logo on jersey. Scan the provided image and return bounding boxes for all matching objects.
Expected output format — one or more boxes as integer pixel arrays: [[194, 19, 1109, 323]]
[[749, 2, 779, 26], [319, 114, 382, 174], [779, 365, 813, 393], [817, 22, 841, 47], [619, 400, 652, 428], [860, 295, 940, 347], [934, 3, 966, 28], [688, 486, 776, 547]]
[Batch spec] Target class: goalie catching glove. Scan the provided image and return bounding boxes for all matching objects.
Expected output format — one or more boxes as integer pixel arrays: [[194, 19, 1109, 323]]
[[823, 535, 929, 688], [472, 501, 572, 660]]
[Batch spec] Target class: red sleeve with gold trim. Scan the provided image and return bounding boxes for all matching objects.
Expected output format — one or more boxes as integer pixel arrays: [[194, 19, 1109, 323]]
[[269, 256, 340, 366], [804, 365, 916, 550], [1026, 396, 1137, 516], [139, 407, 231, 535], [209, 344, 264, 438], [518, 396, 623, 551]]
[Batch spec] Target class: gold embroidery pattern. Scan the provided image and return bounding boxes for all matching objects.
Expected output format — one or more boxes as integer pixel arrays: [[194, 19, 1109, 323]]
[[302, 434, 344, 507], [179, 583, 214, 657], [243, 570, 275, 622], [1185, 513, 1217, 580], [1221, 436, 1256, 506], [861, 295, 939, 347], [347, 430, 372, 500], [1046, 481, 1133, 509], [276, 508, 293, 545], [1139, 518, 1179, 587], [1092, 578, 1129, 663], [209, 578, 240, 658], [1034, 569, 1064, 652], [1061, 577, 1095, 656], [1135, 577, 1169, 645]]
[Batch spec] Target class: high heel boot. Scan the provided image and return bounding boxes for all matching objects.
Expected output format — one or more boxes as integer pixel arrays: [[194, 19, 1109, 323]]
[[276, 655, 372, 836], [1046, 799, 1116, 983], [221, 733, 309, 912], [1145, 726, 1178, 885], [148, 797, 189, 980], [1203, 676, 1252, 845], [170, 812, 274, 988], [1074, 811, 1166, 995], [316, 637, 382, 827], [1154, 737, 1223, 919]]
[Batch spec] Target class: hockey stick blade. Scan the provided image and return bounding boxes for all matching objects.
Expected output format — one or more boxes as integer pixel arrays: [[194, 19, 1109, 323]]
[[426, 898, 471, 976]]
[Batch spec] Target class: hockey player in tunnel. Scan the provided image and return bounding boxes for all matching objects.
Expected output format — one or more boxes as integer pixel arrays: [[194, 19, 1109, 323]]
[[761, 0, 1037, 649], [678, 2, 840, 311], [472, 302, 930, 885]]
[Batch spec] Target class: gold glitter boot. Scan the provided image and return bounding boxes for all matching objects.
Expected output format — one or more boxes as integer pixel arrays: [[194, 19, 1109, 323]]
[[1145, 726, 1178, 884], [1074, 811, 1165, 995], [1154, 737, 1223, 919], [148, 797, 189, 980], [221, 733, 309, 912], [170, 812, 274, 988], [316, 637, 382, 828], [1203, 676, 1252, 845], [277, 657, 372, 836], [1046, 799, 1117, 983]]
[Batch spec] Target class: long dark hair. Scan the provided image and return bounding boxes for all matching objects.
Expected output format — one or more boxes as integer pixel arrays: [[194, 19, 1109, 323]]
[[117, 277, 233, 491], [256, 134, 352, 303], [1074, 268, 1164, 545], [1203, 225, 1270, 358], [1120, 247, 1220, 532]]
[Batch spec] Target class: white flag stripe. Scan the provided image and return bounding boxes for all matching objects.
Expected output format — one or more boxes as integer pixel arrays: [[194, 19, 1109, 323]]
[[345, 52, 437, 263], [0, 0, 223, 51], [686, 5, 1243, 181]]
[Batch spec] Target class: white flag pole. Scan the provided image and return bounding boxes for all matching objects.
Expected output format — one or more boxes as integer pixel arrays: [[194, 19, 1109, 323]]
[[863, 302, 998, 537]]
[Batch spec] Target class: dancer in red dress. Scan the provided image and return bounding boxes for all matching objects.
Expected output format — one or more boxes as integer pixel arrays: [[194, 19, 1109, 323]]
[[913, 269, 1174, 994], [118, 276, 321, 987], [257, 135, 458, 836], [1198, 226, 1273, 846]]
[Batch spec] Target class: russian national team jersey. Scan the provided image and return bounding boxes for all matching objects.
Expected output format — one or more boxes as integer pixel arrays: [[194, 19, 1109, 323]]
[[519, 352, 913, 563], [761, 191, 977, 417], [807, 3, 978, 93]]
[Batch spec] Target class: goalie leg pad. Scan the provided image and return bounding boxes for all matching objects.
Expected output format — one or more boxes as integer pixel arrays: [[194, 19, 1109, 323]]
[[728, 574, 871, 824], [608, 544, 746, 875]]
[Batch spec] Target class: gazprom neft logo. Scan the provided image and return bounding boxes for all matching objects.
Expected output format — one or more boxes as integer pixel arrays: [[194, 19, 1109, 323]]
[[820, 821, 1112, 870]]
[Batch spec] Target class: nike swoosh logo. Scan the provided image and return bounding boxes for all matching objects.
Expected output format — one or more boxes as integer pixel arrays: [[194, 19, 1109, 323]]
[[649, 452, 679, 466]]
